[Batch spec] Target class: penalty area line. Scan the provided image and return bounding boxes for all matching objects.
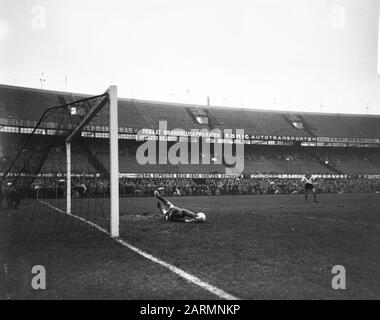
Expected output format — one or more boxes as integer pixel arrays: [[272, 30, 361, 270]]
[[39, 200, 239, 300]]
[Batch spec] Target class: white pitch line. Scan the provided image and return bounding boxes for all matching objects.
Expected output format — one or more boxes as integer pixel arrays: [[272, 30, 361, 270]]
[[115, 238, 239, 300], [40, 200, 109, 234], [39, 200, 239, 300]]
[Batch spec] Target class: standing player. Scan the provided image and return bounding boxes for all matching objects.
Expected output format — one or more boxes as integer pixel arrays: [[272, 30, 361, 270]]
[[5, 182, 21, 209], [301, 170, 318, 203], [154, 190, 206, 223]]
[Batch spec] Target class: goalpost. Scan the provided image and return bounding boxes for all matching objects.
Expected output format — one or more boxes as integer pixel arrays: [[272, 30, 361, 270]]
[[65, 85, 119, 237], [1, 85, 120, 241]]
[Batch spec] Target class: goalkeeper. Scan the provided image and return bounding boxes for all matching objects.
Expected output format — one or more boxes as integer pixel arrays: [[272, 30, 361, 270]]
[[154, 190, 206, 223]]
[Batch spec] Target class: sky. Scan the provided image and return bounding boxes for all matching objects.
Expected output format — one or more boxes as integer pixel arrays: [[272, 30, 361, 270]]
[[1, 0, 380, 114]]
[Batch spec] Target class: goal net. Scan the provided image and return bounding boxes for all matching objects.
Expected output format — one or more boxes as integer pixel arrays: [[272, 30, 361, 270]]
[[0, 86, 119, 244]]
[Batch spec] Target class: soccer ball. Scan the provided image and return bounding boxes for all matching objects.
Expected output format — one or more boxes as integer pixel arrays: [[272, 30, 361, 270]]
[[196, 212, 206, 222]]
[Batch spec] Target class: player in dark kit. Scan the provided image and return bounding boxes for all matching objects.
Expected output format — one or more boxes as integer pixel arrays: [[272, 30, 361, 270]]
[[154, 190, 206, 223], [5, 183, 21, 209], [300, 170, 318, 203]]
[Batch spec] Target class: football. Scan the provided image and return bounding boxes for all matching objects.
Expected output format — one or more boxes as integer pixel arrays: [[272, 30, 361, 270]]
[[196, 212, 206, 222]]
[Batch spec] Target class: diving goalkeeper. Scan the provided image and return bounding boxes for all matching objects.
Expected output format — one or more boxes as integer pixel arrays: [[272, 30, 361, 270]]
[[154, 190, 206, 223]]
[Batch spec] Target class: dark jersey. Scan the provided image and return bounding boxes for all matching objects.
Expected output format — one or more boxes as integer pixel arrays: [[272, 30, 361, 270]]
[[5, 187, 20, 209], [165, 206, 185, 222]]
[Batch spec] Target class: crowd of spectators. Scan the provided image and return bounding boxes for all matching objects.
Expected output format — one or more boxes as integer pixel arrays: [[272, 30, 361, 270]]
[[19, 175, 380, 199], [119, 177, 380, 196]]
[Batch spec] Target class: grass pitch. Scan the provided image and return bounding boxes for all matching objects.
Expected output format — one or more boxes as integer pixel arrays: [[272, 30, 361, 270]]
[[1, 193, 379, 299]]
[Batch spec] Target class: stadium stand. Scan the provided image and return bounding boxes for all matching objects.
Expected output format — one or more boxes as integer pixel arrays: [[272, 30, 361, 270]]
[[308, 147, 380, 175], [2, 84, 380, 137], [300, 113, 380, 139], [242, 145, 337, 174], [0, 84, 380, 178]]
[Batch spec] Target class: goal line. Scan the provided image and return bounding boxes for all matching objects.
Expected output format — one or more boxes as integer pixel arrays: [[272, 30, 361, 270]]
[[38, 199, 239, 300]]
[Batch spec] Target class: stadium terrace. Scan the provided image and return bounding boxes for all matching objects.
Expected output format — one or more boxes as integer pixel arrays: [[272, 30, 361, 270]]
[[1, 84, 380, 179]]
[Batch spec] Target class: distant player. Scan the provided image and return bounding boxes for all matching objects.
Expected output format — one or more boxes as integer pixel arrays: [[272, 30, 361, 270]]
[[173, 187, 181, 196], [301, 170, 318, 203], [5, 182, 21, 209], [154, 190, 206, 223]]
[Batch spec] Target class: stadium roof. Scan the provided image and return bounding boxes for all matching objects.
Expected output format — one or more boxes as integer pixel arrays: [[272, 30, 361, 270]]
[[1, 83, 380, 139]]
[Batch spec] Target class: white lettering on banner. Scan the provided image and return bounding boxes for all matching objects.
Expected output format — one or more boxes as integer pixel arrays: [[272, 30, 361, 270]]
[[1, 118, 380, 145]]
